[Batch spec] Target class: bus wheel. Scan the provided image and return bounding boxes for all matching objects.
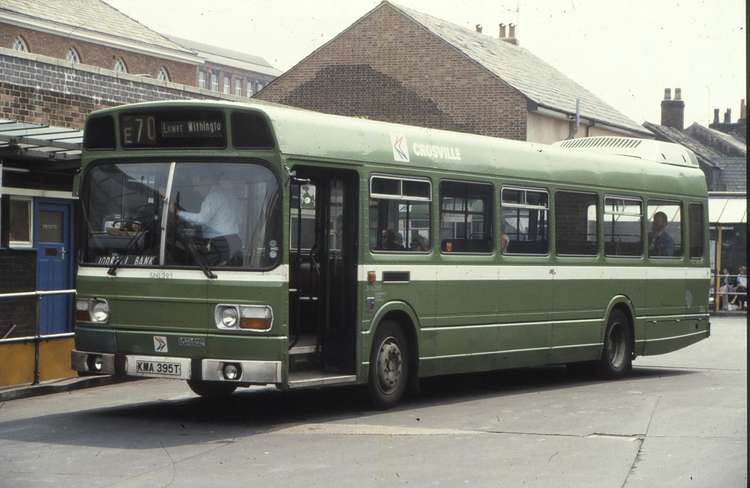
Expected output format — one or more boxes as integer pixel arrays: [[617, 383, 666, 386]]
[[597, 309, 632, 379], [368, 320, 409, 409], [187, 380, 237, 399]]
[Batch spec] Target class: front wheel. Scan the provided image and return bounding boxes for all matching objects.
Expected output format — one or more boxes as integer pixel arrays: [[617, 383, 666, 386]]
[[187, 380, 237, 399], [596, 309, 633, 379], [368, 320, 409, 409]]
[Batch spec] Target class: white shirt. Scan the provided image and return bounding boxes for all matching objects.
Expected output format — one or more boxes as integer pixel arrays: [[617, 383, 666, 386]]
[[178, 187, 240, 238]]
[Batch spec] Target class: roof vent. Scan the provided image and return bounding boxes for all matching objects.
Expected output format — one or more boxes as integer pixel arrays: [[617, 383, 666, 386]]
[[553, 136, 699, 167]]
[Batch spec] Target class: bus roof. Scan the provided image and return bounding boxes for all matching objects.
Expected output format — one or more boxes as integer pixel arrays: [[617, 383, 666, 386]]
[[87, 99, 708, 198]]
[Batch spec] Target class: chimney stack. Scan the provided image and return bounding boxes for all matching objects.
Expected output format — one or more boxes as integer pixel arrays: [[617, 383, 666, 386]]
[[713, 108, 720, 124], [660, 87, 684, 130], [741, 99, 747, 121], [502, 23, 518, 45], [723, 108, 731, 124], [475, 24, 483, 33], [499, 23, 506, 39]]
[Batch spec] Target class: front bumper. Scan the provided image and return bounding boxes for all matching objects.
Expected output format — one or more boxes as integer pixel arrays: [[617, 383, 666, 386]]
[[71, 350, 282, 384]]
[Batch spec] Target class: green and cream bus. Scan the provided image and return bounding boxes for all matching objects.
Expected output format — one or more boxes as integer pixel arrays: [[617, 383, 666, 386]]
[[72, 100, 710, 408]]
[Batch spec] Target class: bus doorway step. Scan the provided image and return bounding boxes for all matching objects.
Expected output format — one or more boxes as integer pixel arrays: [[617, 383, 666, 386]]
[[288, 371, 357, 389]]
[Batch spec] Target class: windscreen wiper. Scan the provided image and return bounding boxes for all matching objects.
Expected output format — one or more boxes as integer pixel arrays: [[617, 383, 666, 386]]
[[107, 229, 146, 276], [178, 232, 217, 279]]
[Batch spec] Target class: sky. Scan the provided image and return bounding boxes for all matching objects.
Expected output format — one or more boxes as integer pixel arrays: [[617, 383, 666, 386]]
[[105, 0, 746, 128]]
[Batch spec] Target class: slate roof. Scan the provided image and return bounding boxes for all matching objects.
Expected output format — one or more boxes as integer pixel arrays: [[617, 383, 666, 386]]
[[685, 123, 746, 158], [167, 36, 282, 77], [643, 121, 746, 192], [390, 2, 648, 135], [0, 0, 190, 54]]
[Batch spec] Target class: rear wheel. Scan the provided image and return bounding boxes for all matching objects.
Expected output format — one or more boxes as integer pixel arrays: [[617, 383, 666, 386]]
[[187, 380, 237, 399], [596, 309, 632, 378], [368, 320, 409, 409]]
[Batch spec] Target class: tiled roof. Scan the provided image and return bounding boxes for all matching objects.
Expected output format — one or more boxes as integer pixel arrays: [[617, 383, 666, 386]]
[[390, 2, 648, 135], [685, 123, 746, 158], [0, 0, 190, 54], [643, 121, 746, 192], [167, 36, 282, 77]]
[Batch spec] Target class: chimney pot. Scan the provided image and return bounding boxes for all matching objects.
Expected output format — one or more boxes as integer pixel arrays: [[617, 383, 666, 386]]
[[508, 23, 516, 38], [713, 108, 720, 124], [499, 23, 506, 38], [674, 88, 682, 100], [475, 24, 483, 33], [664, 88, 671, 101]]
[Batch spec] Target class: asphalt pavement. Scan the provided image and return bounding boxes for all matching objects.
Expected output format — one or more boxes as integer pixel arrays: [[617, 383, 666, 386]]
[[0, 316, 746, 488]]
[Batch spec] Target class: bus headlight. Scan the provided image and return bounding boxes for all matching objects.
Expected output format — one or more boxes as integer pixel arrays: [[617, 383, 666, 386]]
[[214, 305, 272, 331], [76, 298, 109, 323], [90, 299, 110, 323]]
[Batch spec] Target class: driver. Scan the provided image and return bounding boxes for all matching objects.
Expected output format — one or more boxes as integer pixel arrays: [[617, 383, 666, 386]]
[[175, 172, 242, 265]]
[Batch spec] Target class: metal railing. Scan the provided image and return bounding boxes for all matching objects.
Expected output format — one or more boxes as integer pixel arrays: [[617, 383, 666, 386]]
[[709, 274, 747, 312], [0, 289, 76, 384]]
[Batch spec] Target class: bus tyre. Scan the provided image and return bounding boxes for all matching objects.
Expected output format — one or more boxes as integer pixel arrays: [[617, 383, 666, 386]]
[[597, 310, 632, 379], [187, 380, 237, 399], [368, 320, 409, 409]]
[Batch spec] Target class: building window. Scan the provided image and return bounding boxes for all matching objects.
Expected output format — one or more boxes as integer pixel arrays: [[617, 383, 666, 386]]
[[604, 197, 642, 257], [647, 200, 682, 257], [113, 57, 128, 73], [234, 79, 242, 96], [555, 191, 597, 255], [223, 76, 231, 94], [12, 36, 29, 52], [501, 187, 549, 254], [256, 81, 263, 93], [369, 176, 432, 252], [440, 181, 493, 253], [157, 66, 170, 81], [210, 72, 219, 91], [689, 204, 705, 258], [198, 71, 207, 89], [65, 47, 81, 64], [247, 80, 254, 97], [9, 197, 33, 248]]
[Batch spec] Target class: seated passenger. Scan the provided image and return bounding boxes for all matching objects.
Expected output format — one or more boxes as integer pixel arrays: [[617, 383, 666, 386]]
[[411, 233, 430, 252], [381, 228, 404, 251], [648, 211, 675, 256]]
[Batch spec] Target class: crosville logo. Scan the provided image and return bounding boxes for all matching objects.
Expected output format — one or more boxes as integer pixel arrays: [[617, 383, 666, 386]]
[[391, 134, 410, 162]]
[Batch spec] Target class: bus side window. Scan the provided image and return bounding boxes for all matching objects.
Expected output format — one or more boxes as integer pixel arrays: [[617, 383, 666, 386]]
[[647, 200, 683, 258], [555, 191, 598, 256], [440, 181, 493, 253], [501, 187, 548, 255], [688, 203, 705, 259], [369, 176, 431, 253], [604, 197, 642, 257]]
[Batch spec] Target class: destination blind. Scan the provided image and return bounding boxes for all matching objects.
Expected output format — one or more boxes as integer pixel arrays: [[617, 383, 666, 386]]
[[120, 110, 226, 148]]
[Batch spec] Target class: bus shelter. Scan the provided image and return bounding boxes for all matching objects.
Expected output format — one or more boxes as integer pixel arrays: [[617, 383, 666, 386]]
[[0, 119, 82, 387], [708, 192, 747, 311]]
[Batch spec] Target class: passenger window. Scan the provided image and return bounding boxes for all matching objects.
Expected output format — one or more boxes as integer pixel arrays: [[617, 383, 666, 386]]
[[647, 200, 682, 257], [501, 187, 548, 254], [440, 181, 493, 253], [688, 203, 705, 258], [369, 176, 431, 252], [555, 191, 598, 255], [604, 197, 642, 256]]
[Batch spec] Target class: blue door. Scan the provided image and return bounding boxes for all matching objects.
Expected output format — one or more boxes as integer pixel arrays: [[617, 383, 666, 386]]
[[36, 201, 73, 335]]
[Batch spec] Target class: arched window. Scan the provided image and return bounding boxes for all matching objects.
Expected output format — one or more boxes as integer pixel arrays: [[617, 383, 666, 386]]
[[12, 36, 29, 52], [65, 47, 81, 64], [113, 57, 128, 73], [157, 66, 170, 81]]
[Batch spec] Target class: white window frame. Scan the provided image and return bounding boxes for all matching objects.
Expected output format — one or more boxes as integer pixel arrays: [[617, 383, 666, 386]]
[[369, 175, 432, 202], [234, 79, 242, 96], [198, 71, 207, 89], [500, 185, 550, 256], [603, 194, 644, 258], [113, 58, 128, 73], [9, 196, 33, 248], [246, 80, 254, 97], [223, 76, 231, 94], [157, 66, 170, 81], [12, 36, 28, 52], [210, 72, 219, 91], [65, 47, 80, 64]]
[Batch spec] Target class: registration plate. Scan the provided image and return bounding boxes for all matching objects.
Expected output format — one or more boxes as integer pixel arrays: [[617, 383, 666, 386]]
[[126, 355, 191, 379]]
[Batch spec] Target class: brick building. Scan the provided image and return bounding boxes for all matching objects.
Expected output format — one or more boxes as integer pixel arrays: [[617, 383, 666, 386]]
[[257, 1, 651, 143]]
